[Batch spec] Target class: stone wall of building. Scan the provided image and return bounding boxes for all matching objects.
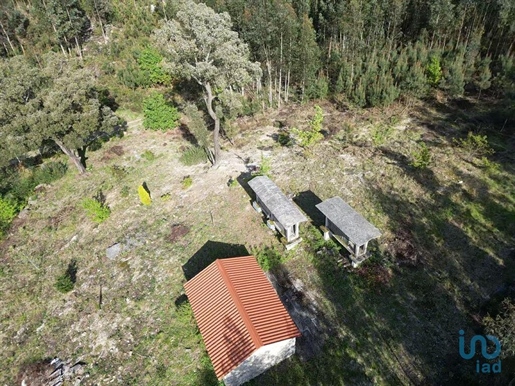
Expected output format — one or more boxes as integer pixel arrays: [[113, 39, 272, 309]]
[[223, 338, 296, 386]]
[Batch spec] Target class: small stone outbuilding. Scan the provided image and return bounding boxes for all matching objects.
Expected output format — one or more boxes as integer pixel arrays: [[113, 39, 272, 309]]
[[316, 196, 381, 267], [184, 256, 300, 386], [248, 176, 307, 247]]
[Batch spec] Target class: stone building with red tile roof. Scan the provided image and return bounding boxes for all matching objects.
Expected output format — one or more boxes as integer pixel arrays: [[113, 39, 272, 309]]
[[184, 256, 300, 386]]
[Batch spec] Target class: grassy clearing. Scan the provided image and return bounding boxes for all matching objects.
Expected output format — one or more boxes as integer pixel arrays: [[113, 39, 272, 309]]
[[1, 100, 514, 385]]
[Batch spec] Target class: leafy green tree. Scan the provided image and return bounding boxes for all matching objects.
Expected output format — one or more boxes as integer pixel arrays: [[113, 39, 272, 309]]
[[443, 55, 466, 97], [38, 54, 119, 173], [80, 0, 113, 42], [45, 0, 90, 56], [0, 56, 45, 166], [0, 54, 120, 174], [295, 14, 321, 101], [153, 0, 261, 165], [184, 104, 212, 162], [475, 57, 492, 100], [426, 56, 443, 87], [0, 3, 28, 56], [143, 92, 179, 131]]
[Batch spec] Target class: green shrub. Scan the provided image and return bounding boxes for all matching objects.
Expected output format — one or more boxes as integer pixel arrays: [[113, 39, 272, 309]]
[[141, 150, 156, 161], [371, 125, 393, 147], [55, 274, 74, 293], [81, 196, 111, 223], [55, 260, 77, 293], [143, 92, 179, 131], [179, 146, 208, 166], [454, 132, 494, 160], [0, 197, 17, 236], [410, 143, 432, 169], [291, 105, 324, 148], [136, 47, 171, 86], [252, 154, 272, 177], [33, 161, 68, 185], [426, 56, 443, 87], [0, 161, 67, 207], [181, 176, 193, 189], [483, 298, 515, 358], [138, 184, 152, 205], [255, 246, 285, 271], [277, 129, 293, 147], [481, 157, 501, 174]]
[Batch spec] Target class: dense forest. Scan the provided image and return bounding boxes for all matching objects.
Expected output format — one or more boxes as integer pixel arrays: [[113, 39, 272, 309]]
[[1, 0, 514, 120]]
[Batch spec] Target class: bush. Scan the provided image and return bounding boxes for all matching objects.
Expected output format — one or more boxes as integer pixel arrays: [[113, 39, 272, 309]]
[[181, 176, 193, 189], [410, 142, 432, 169], [136, 47, 171, 86], [454, 132, 494, 160], [252, 154, 272, 177], [255, 246, 285, 271], [80, 195, 111, 223], [143, 92, 179, 131], [426, 56, 443, 87], [0, 161, 67, 207], [55, 273, 74, 293], [55, 260, 77, 293], [179, 146, 208, 166], [138, 184, 152, 205], [277, 129, 293, 147], [0, 197, 17, 236], [291, 105, 324, 148], [483, 298, 515, 358], [33, 161, 68, 185]]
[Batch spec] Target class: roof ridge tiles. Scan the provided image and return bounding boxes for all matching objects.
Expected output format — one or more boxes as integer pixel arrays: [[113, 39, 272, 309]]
[[215, 259, 263, 349]]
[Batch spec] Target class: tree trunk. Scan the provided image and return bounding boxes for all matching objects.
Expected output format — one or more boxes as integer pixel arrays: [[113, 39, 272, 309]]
[[266, 60, 273, 107], [93, 0, 108, 43], [203, 82, 221, 166], [0, 20, 16, 54], [41, 0, 67, 56], [54, 139, 86, 174]]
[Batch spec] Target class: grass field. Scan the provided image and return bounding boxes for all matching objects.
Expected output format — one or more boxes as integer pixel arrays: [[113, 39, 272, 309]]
[[1, 98, 514, 385]]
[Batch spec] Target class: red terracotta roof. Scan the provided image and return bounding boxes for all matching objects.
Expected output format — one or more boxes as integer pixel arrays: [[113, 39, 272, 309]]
[[183, 256, 300, 379]]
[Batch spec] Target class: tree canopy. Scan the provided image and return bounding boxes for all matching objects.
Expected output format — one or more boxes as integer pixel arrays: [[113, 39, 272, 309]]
[[153, 0, 261, 164], [0, 53, 119, 173]]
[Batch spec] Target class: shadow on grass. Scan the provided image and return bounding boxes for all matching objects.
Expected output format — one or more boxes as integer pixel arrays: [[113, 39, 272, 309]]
[[293, 190, 324, 227], [181, 240, 249, 281]]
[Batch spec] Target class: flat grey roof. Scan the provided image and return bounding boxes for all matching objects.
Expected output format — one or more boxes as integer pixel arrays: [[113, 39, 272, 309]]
[[316, 196, 381, 245], [248, 176, 307, 228]]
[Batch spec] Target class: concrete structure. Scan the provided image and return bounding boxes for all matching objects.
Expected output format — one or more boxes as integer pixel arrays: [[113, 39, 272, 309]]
[[248, 176, 307, 246], [316, 197, 381, 267], [184, 256, 300, 386]]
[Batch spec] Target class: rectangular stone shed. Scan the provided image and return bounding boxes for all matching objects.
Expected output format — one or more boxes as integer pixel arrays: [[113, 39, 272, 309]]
[[248, 176, 307, 243], [184, 256, 300, 386], [316, 196, 381, 266]]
